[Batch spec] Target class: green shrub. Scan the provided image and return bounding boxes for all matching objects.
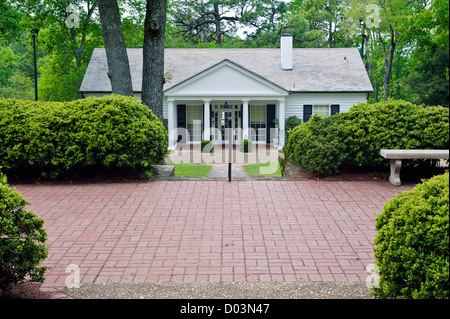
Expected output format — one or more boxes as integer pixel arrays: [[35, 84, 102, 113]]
[[0, 95, 168, 179], [341, 100, 449, 168], [201, 140, 214, 153], [285, 100, 449, 175], [0, 171, 49, 292], [285, 114, 349, 175], [373, 171, 449, 299], [239, 139, 252, 153], [285, 115, 302, 133]]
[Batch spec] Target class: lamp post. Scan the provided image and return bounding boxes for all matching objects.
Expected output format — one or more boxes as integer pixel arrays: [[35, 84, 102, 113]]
[[30, 28, 39, 101]]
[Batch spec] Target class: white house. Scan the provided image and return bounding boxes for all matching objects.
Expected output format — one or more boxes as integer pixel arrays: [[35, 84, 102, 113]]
[[79, 35, 373, 150]]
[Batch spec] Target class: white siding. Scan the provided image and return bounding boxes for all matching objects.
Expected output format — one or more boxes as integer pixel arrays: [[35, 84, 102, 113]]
[[89, 93, 366, 122], [285, 93, 368, 120]]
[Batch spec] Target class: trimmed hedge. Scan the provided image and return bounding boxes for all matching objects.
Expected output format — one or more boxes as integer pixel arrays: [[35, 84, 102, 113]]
[[0, 171, 49, 292], [285, 114, 348, 175], [201, 140, 214, 153], [285, 100, 449, 175], [0, 95, 168, 179], [373, 172, 449, 299], [239, 139, 252, 153]]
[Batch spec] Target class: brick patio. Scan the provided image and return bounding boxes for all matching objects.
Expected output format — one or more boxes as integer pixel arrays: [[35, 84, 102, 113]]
[[14, 180, 413, 290]]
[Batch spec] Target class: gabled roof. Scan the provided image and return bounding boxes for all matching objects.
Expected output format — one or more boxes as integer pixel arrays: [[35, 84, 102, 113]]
[[165, 59, 288, 96], [79, 48, 374, 94]]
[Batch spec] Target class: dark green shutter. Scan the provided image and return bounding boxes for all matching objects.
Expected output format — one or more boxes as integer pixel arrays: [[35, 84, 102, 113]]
[[303, 105, 313, 122], [266, 104, 276, 143], [177, 104, 186, 142], [331, 104, 340, 116]]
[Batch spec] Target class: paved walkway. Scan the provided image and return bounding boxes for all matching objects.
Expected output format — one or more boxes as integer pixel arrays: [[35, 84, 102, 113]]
[[206, 164, 251, 180], [13, 180, 413, 293]]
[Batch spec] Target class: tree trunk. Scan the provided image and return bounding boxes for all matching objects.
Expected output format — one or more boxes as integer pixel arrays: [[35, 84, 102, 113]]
[[328, 20, 333, 48], [97, 0, 133, 96], [378, 29, 396, 102], [214, 4, 222, 46], [142, 0, 167, 121]]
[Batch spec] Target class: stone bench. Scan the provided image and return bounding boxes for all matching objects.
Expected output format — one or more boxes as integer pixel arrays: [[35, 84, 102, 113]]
[[380, 149, 449, 186]]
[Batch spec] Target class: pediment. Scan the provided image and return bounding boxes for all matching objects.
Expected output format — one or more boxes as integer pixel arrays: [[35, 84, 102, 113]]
[[165, 59, 288, 97]]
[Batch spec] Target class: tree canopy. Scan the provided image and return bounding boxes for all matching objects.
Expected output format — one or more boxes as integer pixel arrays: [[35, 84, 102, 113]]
[[0, 0, 448, 107]]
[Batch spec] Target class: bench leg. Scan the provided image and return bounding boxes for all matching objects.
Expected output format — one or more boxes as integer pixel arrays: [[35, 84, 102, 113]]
[[389, 159, 402, 186]]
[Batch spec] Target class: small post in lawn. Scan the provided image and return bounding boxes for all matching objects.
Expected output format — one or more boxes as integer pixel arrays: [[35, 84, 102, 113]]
[[228, 116, 232, 182]]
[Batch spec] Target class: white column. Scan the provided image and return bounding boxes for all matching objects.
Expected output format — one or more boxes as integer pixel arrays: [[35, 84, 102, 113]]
[[168, 99, 176, 150], [242, 99, 249, 140], [278, 99, 285, 149], [203, 99, 211, 141]]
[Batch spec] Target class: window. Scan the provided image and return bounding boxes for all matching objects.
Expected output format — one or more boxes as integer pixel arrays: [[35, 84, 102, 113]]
[[303, 104, 340, 122], [314, 105, 330, 117], [186, 105, 203, 142], [250, 105, 266, 142]]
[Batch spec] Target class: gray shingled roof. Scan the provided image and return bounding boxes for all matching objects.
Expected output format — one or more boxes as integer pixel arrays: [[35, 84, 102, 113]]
[[79, 48, 373, 94]]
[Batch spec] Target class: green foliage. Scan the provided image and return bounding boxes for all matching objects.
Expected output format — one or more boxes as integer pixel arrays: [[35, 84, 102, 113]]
[[0, 95, 168, 179], [239, 139, 253, 153], [201, 140, 214, 153], [38, 52, 87, 102], [0, 0, 448, 107], [373, 171, 449, 299], [341, 100, 449, 168], [285, 115, 302, 139], [0, 171, 49, 292], [0, 39, 35, 100], [285, 100, 449, 175], [285, 114, 349, 175], [0, 1, 22, 42], [285, 115, 302, 131], [278, 154, 286, 177]]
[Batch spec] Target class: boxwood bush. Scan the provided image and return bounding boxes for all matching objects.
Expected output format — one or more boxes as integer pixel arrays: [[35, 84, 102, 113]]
[[201, 140, 214, 153], [285, 114, 349, 175], [239, 139, 253, 153], [285, 100, 449, 175], [0, 171, 49, 292], [0, 95, 168, 179], [373, 172, 449, 299]]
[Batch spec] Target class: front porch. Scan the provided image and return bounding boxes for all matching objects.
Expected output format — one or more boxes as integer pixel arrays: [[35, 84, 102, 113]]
[[164, 59, 288, 151], [166, 99, 286, 151]]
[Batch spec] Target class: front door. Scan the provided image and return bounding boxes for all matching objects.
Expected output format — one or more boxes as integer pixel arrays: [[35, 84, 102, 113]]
[[211, 104, 242, 144]]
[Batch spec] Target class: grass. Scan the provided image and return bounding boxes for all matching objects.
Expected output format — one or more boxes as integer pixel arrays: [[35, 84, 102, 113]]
[[243, 162, 283, 177], [167, 162, 212, 177]]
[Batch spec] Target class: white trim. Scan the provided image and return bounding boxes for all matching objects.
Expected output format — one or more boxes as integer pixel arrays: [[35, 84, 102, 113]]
[[168, 100, 176, 150], [203, 100, 211, 141], [278, 100, 285, 149], [242, 100, 249, 140]]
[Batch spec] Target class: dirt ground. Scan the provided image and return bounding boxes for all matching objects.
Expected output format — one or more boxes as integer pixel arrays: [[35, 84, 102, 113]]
[[0, 283, 55, 299]]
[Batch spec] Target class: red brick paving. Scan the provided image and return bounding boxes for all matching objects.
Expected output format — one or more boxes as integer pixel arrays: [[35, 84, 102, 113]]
[[13, 180, 413, 289]]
